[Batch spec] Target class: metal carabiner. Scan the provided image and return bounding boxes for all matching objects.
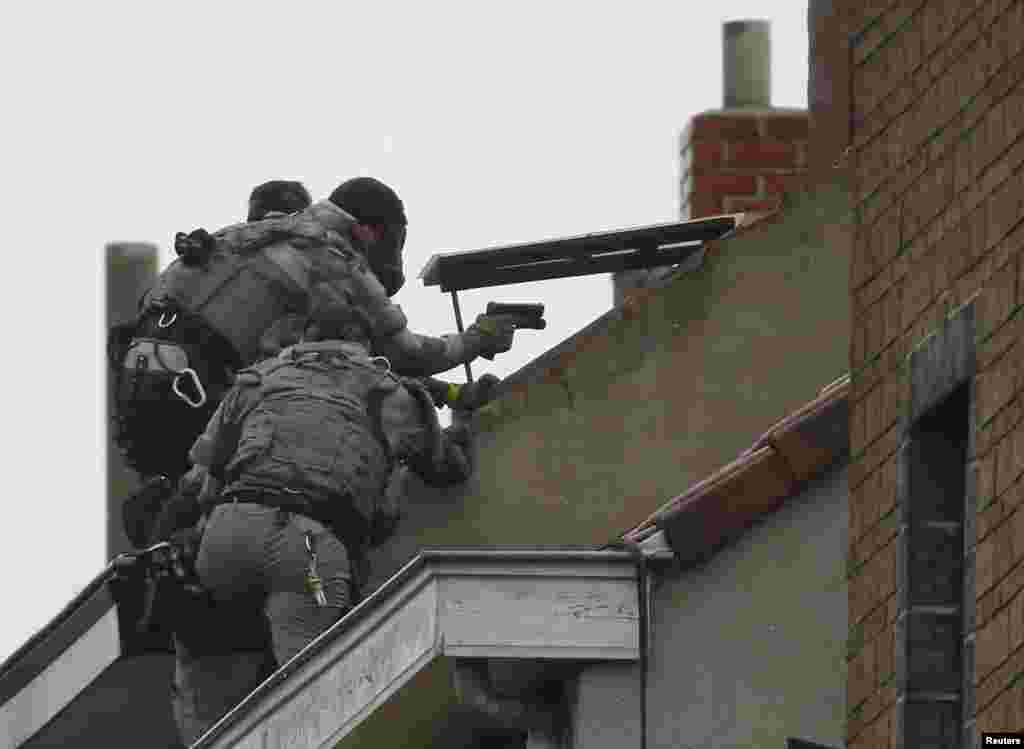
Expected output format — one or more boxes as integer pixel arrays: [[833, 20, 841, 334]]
[[157, 311, 178, 329], [172, 368, 208, 408], [140, 541, 173, 556], [108, 540, 173, 574], [369, 356, 391, 371]]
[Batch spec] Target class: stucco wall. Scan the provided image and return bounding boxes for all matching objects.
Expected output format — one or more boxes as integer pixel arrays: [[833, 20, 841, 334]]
[[644, 463, 848, 749], [367, 178, 851, 593]]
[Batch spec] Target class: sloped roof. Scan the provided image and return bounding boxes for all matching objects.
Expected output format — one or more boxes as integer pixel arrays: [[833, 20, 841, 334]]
[[0, 370, 850, 748], [620, 373, 850, 561], [191, 371, 852, 747], [2, 195, 848, 746]]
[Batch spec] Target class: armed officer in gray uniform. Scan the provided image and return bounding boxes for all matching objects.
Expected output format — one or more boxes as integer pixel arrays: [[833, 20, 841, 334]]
[[174, 292, 475, 743]]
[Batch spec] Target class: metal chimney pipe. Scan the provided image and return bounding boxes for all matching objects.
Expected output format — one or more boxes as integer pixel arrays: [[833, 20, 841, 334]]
[[106, 242, 158, 561], [723, 19, 772, 108]]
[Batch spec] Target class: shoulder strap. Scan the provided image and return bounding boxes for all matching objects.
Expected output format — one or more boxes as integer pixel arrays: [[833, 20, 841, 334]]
[[245, 356, 292, 382], [365, 370, 402, 462]]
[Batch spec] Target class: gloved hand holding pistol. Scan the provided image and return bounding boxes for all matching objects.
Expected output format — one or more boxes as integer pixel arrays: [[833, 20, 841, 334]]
[[467, 303, 547, 360]]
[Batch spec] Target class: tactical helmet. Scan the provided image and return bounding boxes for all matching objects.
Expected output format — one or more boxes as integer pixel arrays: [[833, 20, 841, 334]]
[[328, 177, 407, 225], [247, 180, 312, 222]]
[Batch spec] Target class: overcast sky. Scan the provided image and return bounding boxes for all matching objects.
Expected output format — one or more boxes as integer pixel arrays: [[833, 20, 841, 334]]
[[0, 2, 807, 665]]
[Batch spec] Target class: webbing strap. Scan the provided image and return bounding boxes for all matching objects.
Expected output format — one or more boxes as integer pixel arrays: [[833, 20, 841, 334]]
[[365, 384, 394, 463], [403, 378, 445, 466]]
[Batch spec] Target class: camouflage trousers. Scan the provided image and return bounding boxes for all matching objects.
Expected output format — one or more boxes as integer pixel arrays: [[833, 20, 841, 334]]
[[197, 502, 353, 664], [171, 502, 353, 745]]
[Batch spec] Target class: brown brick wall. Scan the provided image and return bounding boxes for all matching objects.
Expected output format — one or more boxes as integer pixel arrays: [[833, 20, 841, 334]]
[[844, 0, 1024, 746], [679, 110, 809, 219], [809, 0, 854, 183]]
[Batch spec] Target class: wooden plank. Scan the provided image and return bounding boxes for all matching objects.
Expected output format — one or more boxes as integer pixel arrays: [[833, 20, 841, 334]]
[[438, 576, 639, 659], [437, 244, 703, 292], [421, 214, 740, 285], [432, 559, 639, 580]]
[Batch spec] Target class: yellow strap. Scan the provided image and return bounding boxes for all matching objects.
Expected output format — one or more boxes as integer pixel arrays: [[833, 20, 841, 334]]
[[447, 383, 462, 405]]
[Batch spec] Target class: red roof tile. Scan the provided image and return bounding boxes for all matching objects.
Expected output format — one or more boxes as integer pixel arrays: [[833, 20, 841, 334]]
[[620, 374, 850, 553]]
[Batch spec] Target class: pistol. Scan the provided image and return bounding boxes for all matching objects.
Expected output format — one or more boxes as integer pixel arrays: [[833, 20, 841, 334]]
[[479, 303, 546, 361], [484, 302, 547, 330]]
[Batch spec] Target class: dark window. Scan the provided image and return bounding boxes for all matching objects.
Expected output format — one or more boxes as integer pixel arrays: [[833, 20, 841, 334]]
[[899, 383, 970, 749]]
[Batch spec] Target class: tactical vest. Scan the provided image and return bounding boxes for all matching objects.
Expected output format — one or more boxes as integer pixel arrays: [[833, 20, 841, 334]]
[[110, 207, 406, 481], [143, 211, 404, 366], [144, 242, 309, 367], [223, 348, 399, 531]]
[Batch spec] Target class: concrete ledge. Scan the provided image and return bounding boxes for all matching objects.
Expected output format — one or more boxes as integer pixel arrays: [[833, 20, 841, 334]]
[[195, 550, 641, 749]]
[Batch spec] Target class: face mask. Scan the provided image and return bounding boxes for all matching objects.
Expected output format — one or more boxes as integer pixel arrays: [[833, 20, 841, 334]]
[[369, 224, 407, 296]]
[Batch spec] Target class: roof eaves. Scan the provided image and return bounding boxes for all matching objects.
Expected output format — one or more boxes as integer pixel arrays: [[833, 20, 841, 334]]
[[0, 566, 115, 703], [192, 547, 643, 749], [620, 374, 850, 562]]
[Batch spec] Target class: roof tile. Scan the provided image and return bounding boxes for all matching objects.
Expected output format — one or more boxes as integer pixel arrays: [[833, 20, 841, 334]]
[[621, 375, 851, 552]]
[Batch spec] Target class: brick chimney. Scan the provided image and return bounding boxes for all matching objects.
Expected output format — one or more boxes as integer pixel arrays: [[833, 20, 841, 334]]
[[679, 20, 810, 219], [612, 20, 810, 307]]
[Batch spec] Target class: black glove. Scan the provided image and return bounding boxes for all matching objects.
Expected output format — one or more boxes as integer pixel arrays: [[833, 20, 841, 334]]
[[467, 314, 516, 359], [122, 475, 175, 548], [453, 374, 501, 411], [441, 423, 475, 481]]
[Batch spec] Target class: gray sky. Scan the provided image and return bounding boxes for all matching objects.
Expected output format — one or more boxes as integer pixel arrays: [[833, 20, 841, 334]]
[[0, 2, 807, 664]]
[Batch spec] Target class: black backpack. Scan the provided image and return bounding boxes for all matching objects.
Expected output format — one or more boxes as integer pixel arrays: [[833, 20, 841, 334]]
[[108, 225, 314, 480], [108, 296, 242, 480]]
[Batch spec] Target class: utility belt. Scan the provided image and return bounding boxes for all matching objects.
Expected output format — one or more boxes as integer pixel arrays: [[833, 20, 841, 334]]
[[214, 487, 332, 527], [213, 486, 371, 551]]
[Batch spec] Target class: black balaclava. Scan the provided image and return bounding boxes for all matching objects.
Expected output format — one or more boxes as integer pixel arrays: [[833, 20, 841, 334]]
[[328, 177, 407, 296]]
